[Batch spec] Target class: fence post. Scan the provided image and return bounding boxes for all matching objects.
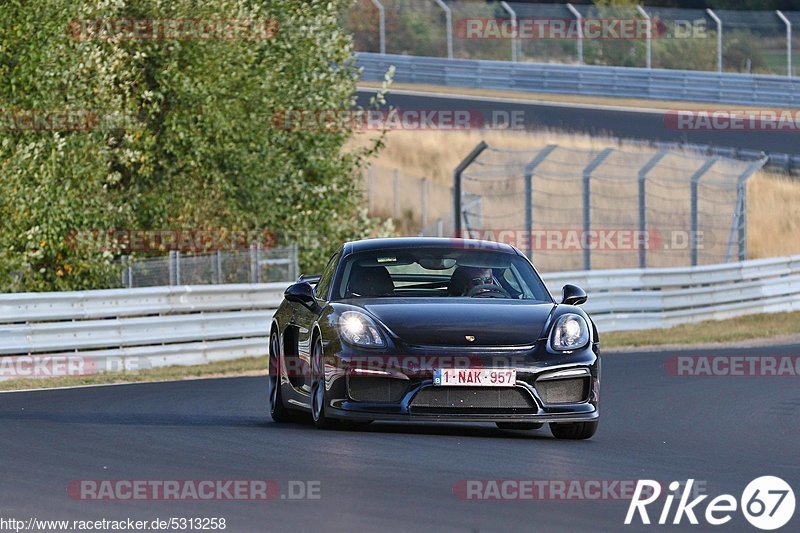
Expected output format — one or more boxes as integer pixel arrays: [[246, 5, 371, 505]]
[[421, 177, 429, 228], [393, 169, 400, 219], [367, 167, 374, 213], [523, 145, 557, 259], [707, 9, 722, 72], [433, 0, 453, 59], [453, 141, 488, 237], [636, 6, 652, 69], [168, 250, 177, 286], [582, 148, 614, 270], [777, 10, 792, 77], [566, 4, 583, 64], [637, 150, 669, 269], [215, 250, 222, 284], [369, 0, 386, 54], [500, 1, 518, 62], [725, 156, 768, 262], [689, 157, 719, 266]]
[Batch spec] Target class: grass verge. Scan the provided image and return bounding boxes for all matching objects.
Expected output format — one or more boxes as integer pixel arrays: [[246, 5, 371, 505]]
[[0, 355, 267, 392], [602, 311, 800, 349]]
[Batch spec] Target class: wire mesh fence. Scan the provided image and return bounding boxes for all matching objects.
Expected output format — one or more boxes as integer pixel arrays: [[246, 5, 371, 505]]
[[455, 143, 766, 272], [342, 0, 798, 76], [118, 246, 298, 288]]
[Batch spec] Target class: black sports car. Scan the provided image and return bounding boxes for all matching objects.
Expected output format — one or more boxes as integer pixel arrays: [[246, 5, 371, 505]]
[[268, 237, 600, 439]]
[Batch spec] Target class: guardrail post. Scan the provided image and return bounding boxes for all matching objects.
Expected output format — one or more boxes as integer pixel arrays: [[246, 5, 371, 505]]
[[500, 1, 518, 62], [168, 250, 178, 286], [566, 4, 583, 64], [523, 145, 557, 259], [636, 6, 652, 69], [777, 10, 792, 77], [707, 9, 722, 72], [453, 141, 488, 237], [725, 156, 768, 262], [433, 0, 453, 59], [689, 157, 719, 266], [215, 250, 223, 284], [250, 244, 261, 283], [582, 148, 614, 270], [369, 0, 386, 55], [637, 150, 668, 268]]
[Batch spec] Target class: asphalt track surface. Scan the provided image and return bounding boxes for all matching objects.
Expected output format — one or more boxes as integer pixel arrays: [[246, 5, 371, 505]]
[[2, 343, 799, 532], [356, 89, 800, 157]]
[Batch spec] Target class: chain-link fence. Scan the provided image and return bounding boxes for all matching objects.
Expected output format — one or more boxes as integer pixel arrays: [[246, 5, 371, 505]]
[[454, 143, 767, 272], [363, 166, 453, 234], [118, 246, 298, 288], [343, 1, 798, 76]]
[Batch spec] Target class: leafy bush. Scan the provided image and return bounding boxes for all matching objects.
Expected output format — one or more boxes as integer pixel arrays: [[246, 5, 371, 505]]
[[0, 0, 387, 291]]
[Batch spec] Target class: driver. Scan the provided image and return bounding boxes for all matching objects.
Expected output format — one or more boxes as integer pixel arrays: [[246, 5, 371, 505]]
[[456, 266, 495, 296]]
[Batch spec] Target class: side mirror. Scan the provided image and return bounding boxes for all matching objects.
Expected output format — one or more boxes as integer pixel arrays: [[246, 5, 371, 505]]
[[284, 281, 317, 309], [561, 284, 587, 306]]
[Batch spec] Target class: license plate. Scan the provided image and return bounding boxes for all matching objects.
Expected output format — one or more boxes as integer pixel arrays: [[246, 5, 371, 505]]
[[433, 369, 516, 387]]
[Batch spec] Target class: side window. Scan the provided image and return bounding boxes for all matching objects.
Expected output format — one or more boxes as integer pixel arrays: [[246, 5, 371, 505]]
[[314, 251, 340, 301]]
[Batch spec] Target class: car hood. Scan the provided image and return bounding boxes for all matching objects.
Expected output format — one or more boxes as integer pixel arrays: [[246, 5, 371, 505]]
[[359, 298, 555, 347]]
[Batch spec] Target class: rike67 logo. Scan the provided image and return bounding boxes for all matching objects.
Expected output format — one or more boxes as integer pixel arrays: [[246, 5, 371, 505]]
[[626, 477, 795, 530]]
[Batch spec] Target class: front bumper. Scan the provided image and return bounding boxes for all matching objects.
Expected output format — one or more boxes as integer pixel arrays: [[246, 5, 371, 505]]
[[320, 341, 600, 423]]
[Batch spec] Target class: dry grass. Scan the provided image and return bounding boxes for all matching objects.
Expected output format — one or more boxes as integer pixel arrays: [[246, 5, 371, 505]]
[[602, 311, 800, 348], [0, 356, 267, 392], [351, 129, 800, 261]]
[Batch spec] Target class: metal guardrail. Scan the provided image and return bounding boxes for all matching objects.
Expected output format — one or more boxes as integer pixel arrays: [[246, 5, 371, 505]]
[[357, 52, 800, 108], [0, 284, 286, 379], [541, 254, 800, 332], [1, 254, 799, 380]]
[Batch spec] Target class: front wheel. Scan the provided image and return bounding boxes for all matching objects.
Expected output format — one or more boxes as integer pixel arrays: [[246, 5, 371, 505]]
[[269, 331, 295, 423], [311, 338, 338, 429], [550, 421, 598, 440]]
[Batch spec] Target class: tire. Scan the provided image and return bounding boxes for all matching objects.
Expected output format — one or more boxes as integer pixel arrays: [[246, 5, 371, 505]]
[[496, 422, 543, 431], [550, 421, 598, 440], [311, 338, 338, 430], [269, 331, 295, 423]]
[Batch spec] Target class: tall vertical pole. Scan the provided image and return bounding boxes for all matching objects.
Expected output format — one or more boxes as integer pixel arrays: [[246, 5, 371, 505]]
[[370, 0, 386, 54], [582, 148, 614, 271], [707, 9, 722, 72], [777, 10, 792, 77], [636, 6, 652, 69], [725, 156, 767, 262], [637, 150, 668, 269], [433, 0, 453, 59], [688, 157, 719, 266], [500, 1, 518, 62], [453, 141, 488, 237], [523, 145, 557, 259], [566, 3, 584, 64]]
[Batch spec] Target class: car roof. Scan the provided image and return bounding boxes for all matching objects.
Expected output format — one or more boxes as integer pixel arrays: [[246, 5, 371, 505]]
[[344, 237, 520, 255]]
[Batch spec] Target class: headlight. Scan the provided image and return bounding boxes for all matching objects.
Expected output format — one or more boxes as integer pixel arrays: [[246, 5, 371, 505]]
[[338, 311, 385, 348], [550, 314, 590, 351]]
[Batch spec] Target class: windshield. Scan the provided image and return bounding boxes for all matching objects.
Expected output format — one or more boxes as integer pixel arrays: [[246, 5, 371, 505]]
[[333, 247, 552, 301]]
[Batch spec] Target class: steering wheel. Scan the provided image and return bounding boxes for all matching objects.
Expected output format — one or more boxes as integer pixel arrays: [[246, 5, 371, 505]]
[[465, 284, 510, 298]]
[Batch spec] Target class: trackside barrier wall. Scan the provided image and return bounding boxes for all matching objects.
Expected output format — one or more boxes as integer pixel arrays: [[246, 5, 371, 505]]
[[1, 254, 799, 380]]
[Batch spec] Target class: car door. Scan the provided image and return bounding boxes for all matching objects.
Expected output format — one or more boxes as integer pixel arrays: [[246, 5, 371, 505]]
[[294, 249, 340, 394]]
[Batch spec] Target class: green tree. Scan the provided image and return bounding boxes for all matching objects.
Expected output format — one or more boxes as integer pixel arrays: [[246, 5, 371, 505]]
[[1, 0, 388, 291]]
